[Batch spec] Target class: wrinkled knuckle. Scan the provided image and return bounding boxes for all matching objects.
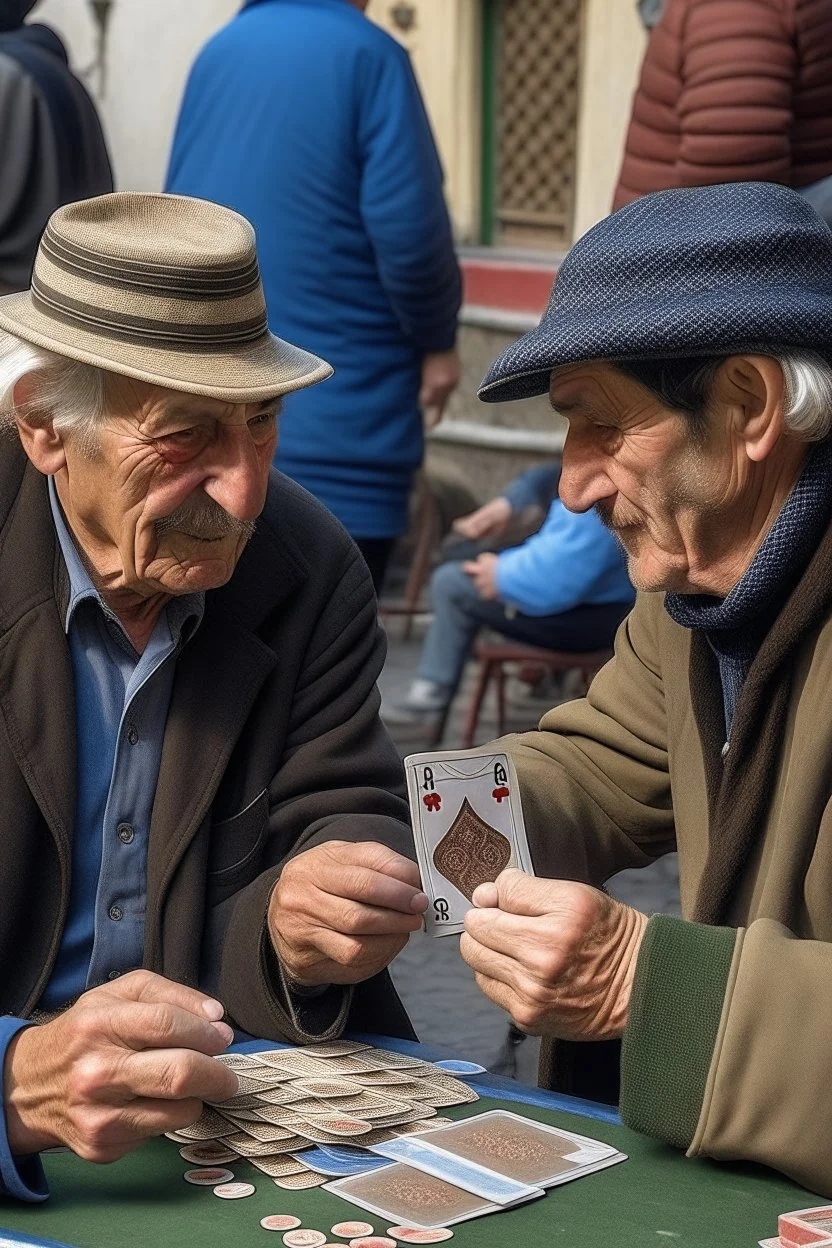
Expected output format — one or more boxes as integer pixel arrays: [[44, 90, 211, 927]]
[[74, 1106, 116, 1158], [511, 1004, 543, 1033], [522, 978, 551, 1008], [147, 1002, 177, 1042], [72, 1055, 111, 1100], [338, 938, 368, 970], [340, 902, 367, 934], [160, 1056, 196, 1101], [530, 949, 561, 983]]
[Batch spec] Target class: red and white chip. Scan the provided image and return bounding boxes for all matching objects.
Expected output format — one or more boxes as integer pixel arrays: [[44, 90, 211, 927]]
[[183, 1167, 234, 1186], [331, 1224, 374, 1239], [387, 1230, 454, 1244], [348, 1238, 397, 1248], [213, 1181, 256, 1199], [260, 1215, 303, 1232]]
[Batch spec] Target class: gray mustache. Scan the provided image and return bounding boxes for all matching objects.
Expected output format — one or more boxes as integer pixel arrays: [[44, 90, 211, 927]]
[[155, 500, 256, 542]]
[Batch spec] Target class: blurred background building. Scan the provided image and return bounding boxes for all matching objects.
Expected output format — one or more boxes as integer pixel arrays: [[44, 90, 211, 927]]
[[33, 0, 646, 503]]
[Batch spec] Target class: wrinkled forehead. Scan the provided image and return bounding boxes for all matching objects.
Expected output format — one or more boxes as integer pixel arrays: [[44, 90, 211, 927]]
[[549, 360, 631, 412], [103, 372, 282, 424]]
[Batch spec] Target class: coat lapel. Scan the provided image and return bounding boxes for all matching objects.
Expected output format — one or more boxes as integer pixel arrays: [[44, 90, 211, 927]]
[[144, 505, 305, 964], [692, 520, 832, 924], [0, 458, 75, 869]]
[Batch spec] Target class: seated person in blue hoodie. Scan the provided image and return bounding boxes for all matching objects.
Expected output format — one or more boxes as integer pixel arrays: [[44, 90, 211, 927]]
[[390, 465, 635, 718]]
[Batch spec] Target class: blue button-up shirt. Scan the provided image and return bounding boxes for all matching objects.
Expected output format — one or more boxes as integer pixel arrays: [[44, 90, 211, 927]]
[[0, 479, 202, 1201]]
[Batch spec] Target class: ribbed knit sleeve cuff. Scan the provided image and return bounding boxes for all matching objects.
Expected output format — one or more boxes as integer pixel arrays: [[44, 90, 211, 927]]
[[0, 1017, 48, 1202], [620, 915, 737, 1151]]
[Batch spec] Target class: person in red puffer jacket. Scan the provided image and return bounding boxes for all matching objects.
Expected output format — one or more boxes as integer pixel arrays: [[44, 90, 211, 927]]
[[613, 0, 832, 215]]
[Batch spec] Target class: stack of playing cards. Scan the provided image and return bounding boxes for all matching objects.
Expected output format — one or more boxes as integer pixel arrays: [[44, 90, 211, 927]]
[[404, 749, 534, 936], [325, 1110, 626, 1230], [759, 1205, 832, 1247], [165, 1040, 479, 1188]]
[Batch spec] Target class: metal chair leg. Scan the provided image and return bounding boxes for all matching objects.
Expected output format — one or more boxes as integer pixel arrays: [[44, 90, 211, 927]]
[[462, 658, 493, 749], [495, 660, 507, 737]]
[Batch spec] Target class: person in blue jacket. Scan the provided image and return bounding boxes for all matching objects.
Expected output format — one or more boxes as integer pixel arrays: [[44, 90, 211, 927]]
[[389, 465, 635, 719], [166, 0, 462, 591]]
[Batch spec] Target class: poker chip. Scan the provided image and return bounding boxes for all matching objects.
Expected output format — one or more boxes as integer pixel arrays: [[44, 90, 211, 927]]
[[260, 1216, 303, 1232], [433, 1060, 486, 1077], [348, 1238, 396, 1248], [183, 1167, 235, 1186], [179, 1143, 238, 1165], [331, 1224, 374, 1239], [387, 1231, 454, 1244], [213, 1181, 256, 1199], [282, 1232, 327, 1248]]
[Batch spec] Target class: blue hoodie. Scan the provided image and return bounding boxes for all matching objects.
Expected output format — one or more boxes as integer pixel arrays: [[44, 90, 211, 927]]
[[167, 0, 461, 538], [495, 500, 634, 617]]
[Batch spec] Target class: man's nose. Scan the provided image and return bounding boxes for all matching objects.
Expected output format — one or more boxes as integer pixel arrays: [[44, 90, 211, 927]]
[[202, 424, 267, 520], [558, 425, 616, 514]]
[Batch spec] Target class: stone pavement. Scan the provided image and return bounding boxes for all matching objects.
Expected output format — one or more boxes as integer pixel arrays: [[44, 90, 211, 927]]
[[378, 614, 680, 1086]]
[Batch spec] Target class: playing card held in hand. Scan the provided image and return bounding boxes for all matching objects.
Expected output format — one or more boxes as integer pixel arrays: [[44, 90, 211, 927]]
[[404, 749, 534, 936]]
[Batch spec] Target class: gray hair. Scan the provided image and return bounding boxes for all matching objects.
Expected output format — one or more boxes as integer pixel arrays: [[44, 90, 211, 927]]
[[617, 349, 832, 443], [0, 330, 107, 453]]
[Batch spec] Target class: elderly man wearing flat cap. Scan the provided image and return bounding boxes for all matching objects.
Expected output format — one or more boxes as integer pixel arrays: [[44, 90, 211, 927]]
[[460, 181, 832, 1195], [0, 192, 428, 1202]]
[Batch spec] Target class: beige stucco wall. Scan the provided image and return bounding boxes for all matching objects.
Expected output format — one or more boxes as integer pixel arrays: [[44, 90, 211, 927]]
[[34, 0, 238, 191], [570, 1, 647, 241], [371, 0, 482, 244], [32, 0, 645, 245]]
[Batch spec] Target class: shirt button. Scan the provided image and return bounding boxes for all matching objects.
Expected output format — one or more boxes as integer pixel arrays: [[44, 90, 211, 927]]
[[126, 724, 139, 746], [107, 970, 121, 981], [108, 905, 123, 922], [721, 741, 730, 758], [117, 822, 135, 844]]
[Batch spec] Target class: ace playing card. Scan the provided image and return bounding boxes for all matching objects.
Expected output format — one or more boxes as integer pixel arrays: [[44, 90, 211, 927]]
[[405, 748, 534, 936]]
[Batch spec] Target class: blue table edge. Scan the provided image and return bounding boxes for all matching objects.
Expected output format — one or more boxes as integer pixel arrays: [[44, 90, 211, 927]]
[[232, 1030, 622, 1127]]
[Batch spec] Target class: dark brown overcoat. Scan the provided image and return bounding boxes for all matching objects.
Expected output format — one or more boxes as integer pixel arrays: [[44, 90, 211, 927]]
[[0, 443, 415, 1042]]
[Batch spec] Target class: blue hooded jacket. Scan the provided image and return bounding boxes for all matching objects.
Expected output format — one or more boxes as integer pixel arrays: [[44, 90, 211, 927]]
[[167, 0, 461, 538]]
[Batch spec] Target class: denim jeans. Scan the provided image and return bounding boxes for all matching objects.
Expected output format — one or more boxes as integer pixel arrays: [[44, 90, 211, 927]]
[[417, 560, 631, 693]]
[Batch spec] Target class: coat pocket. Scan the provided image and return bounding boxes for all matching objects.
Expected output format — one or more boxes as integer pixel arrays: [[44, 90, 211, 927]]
[[208, 788, 269, 885]]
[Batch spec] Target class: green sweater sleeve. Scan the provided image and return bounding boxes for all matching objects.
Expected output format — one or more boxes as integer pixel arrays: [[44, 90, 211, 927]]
[[620, 914, 738, 1150]]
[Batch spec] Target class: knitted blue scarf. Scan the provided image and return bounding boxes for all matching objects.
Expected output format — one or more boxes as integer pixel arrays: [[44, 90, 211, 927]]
[[665, 442, 832, 735]]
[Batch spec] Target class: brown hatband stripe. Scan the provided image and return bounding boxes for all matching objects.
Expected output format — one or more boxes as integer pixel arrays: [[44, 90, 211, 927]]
[[32, 277, 269, 351], [41, 229, 261, 301], [45, 225, 259, 278]]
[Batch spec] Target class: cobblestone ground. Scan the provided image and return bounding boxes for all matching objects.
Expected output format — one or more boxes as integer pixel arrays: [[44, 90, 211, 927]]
[[379, 618, 680, 1085]]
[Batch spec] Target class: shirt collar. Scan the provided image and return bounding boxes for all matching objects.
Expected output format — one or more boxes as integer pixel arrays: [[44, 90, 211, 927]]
[[47, 476, 205, 644]]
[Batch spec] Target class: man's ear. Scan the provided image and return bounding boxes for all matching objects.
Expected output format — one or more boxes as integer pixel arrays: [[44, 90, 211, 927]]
[[713, 355, 787, 464], [13, 375, 67, 475]]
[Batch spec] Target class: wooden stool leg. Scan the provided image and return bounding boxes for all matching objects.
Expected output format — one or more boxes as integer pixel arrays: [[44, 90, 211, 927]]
[[495, 660, 507, 737], [401, 481, 436, 642], [462, 659, 493, 750]]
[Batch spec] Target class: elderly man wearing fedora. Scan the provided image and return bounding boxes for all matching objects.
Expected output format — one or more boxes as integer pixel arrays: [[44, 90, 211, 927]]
[[0, 192, 428, 1202], [459, 180, 832, 1196]]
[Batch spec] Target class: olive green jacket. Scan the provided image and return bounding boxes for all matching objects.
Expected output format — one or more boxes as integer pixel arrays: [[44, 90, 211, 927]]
[[505, 523, 832, 1195]]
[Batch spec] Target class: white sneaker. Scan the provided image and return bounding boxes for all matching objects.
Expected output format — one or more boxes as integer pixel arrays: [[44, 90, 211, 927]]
[[382, 678, 452, 724]]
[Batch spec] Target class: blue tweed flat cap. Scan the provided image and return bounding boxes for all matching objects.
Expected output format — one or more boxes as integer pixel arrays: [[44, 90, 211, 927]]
[[479, 181, 832, 404]]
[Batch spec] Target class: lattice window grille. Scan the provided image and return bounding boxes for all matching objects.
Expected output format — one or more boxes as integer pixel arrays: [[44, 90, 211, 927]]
[[496, 0, 582, 247]]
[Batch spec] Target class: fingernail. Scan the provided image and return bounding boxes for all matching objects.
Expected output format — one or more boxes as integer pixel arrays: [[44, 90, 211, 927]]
[[201, 997, 225, 1022], [212, 1021, 234, 1046], [411, 892, 429, 913]]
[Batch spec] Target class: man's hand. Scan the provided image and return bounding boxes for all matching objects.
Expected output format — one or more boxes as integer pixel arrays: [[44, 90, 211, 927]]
[[453, 497, 512, 542], [463, 552, 501, 600], [460, 869, 648, 1040], [3, 972, 238, 1163], [419, 349, 460, 429], [269, 841, 429, 988]]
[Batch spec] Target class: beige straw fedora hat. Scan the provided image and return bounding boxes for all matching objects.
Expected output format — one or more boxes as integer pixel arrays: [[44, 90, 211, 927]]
[[0, 191, 333, 402]]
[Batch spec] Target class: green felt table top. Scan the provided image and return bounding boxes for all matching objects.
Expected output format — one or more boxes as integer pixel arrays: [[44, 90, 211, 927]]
[[0, 1095, 815, 1248]]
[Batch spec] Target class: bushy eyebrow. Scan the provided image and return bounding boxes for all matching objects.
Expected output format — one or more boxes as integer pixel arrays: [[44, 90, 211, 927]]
[[162, 399, 282, 424]]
